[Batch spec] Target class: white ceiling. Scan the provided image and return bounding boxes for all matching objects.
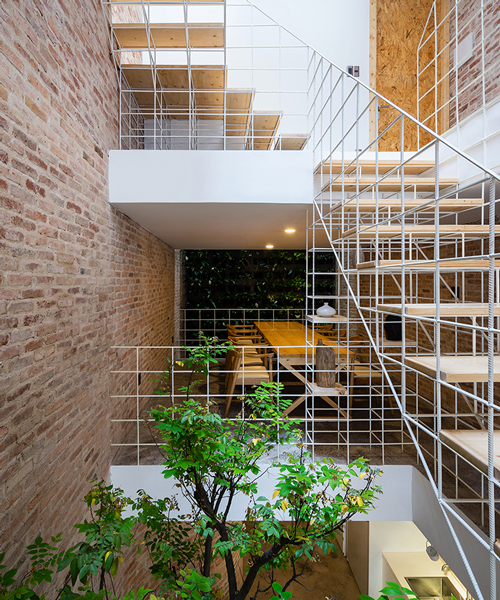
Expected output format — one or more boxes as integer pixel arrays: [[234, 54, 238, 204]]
[[113, 202, 323, 249]]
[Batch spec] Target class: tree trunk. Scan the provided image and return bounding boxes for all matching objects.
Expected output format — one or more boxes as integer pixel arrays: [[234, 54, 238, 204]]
[[315, 340, 337, 388]]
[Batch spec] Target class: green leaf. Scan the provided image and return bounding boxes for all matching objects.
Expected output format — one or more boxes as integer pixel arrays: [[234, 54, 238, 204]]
[[110, 557, 119, 578], [272, 582, 283, 594]]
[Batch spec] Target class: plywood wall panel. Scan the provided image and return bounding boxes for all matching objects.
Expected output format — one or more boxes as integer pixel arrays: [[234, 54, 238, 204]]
[[375, 0, 435, 150]]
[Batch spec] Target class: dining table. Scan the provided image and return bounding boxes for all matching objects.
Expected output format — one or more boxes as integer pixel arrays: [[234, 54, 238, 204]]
[[254, 321, 355, 416]]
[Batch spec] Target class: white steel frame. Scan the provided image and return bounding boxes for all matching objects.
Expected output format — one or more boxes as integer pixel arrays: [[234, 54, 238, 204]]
[[100, 0, 310, 150], [179, 307, 306, 345], [417, 0, 500, 149], [306, 30, 500, 598]]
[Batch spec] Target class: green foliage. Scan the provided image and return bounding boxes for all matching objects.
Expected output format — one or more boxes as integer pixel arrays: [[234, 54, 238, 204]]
[[0, 481, 145, 600], [57, 479, 136, 589], [183, 250, 335, 310], [152, 333, 233, 403], [0, 338, 383, 600], [132, 494, 203, 590], [270, 582, 292, 600], [174, 569, 220, 600], [145, 334, 382, 600]]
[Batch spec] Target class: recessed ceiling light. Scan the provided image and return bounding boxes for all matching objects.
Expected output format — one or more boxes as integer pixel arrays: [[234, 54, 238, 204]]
[[266, 244, 274, 249], [285, 228, 296, 234]]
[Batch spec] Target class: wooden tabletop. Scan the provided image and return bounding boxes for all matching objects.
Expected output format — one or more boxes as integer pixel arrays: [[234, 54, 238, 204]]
[[254, 321, 354, 362]]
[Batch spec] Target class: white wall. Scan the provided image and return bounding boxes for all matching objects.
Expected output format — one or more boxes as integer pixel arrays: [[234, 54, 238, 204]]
[[249, 0, 371, 86], [440, 98, 500, 185], [110, 462, 500, 598], [367, 521, 427, 597], [412, 467, 500, 600], [111, 464, 414, 521]]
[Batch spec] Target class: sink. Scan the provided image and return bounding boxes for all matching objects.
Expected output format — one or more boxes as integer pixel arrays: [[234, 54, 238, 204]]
[[405, 577, 459, 599]]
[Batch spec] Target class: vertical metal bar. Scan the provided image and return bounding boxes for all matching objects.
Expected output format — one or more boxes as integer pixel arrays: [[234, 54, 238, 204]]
[[434, 140, 442, 500], [487, 176, 496, 600], [136, 346, 140, 466]]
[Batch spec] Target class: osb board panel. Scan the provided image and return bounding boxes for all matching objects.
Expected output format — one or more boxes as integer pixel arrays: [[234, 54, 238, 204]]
[[114, 23, 224, 48], [376, 0, 435, 150], [418, 0, 450, 135]]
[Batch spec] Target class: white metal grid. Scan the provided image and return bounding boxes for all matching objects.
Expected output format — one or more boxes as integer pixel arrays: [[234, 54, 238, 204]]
[[100, 0, 310, 150]]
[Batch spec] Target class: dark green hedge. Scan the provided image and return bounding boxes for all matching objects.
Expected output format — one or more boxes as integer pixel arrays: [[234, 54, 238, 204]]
[[183, 250, 336, 310]]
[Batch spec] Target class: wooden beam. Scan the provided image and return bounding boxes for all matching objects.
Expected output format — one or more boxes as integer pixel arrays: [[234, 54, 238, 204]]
[[250, 112, 281, 150], [342, 225, 500, 239], [377, 303, 500, 316], [405, 355, 500, 382], [357, 259, 500, 272], [440, 430, 500, 479], [332, 197, 482, 213], [113, 23, 224, 49], [317, 159, 435, 176], [324, 177, 458, 192], [275, 134, 309, 150]]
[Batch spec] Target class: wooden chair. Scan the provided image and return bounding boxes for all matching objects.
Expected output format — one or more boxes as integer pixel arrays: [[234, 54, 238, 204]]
[[227, 333, 274, 371], [227, 324, 257, 336], [313, 323, 333, 333], [320, 329, 347, 341], [228, 332, 264, 345], [224, 348, 274, 416]]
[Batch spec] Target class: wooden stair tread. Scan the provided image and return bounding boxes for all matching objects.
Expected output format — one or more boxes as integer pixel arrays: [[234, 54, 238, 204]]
[[377, 302, 500, 316], [317, 159, 435, 176], [405, 355, 500, 382], [275, 134, 309, 150], [440, 429, 500, 479], [357, 259, 500, 271], [306, 382, 348, 395], [121, 64, 226, 90], [323, 177, 458, 193], [113, 23, 224, 49], [250, 111, 281, 150], [127, 86, 253, 121], [341, 225, 500, 239], [332, 198, 482, 213], [352, 365, 384, 379]]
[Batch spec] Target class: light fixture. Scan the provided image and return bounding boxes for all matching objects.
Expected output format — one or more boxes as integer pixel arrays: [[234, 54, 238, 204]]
[[266, 244, 274, 249], [426, 541, 439, 562], [284, 228, 296, 234]]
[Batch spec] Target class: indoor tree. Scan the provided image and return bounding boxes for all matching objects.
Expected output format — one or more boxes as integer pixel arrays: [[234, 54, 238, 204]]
[[141, 334, 383, 600]]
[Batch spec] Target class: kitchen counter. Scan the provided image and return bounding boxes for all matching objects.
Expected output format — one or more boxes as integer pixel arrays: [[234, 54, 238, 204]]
[[382, 552, 468, 599]]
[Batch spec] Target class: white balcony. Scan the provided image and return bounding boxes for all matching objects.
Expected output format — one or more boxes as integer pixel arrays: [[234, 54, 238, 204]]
[[109, 149, 313, 248]]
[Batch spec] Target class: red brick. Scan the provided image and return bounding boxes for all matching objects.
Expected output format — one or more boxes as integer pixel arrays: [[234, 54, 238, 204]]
[[26, 179, 46, 197], [0, 0, 176, 593], [25, 96, 48, 122]]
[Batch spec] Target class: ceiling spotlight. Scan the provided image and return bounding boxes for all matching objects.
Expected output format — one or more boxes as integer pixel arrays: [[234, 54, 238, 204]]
[[285, 228, 296, 234], [426, 542, 439, 562], [266, 244, 274, 249]]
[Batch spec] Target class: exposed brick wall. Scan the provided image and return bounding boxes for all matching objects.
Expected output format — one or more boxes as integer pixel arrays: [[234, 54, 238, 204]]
[[0, 0, 175, 588]]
